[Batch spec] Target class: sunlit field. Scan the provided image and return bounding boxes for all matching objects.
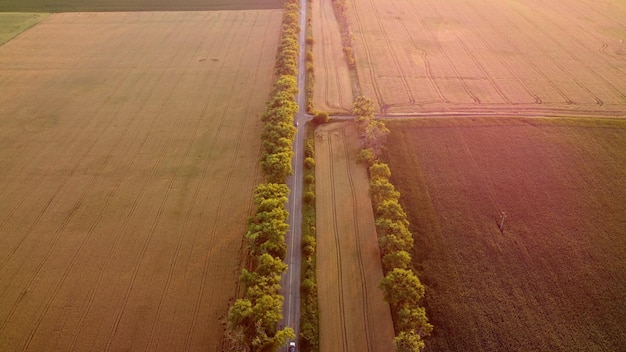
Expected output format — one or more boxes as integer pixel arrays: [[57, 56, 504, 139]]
[[0, 10, 281, 351]]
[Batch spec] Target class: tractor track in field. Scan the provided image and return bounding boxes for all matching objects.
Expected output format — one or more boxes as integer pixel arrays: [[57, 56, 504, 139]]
[[326, 129, 349, 352], [363, 0, 415, 106], [446, 1, 541, 105], [506, 0, 626, 102], [0, 10, 281, 352], [100, 17, 209, 350], [319, 0, 346, 111], [0, 54, 157, 339], [392, 2, 447, 105], [458, 0, 575, 106], [410, 1, 480, 105], [0, 27, 154, 272], [183, 11, 267, 350], [103, 78, 189, 352], [476, 0, 605, 106], [341, 126, 374, 352], [142, 15, 227, 351], [451, 32, 513, 105], [65, 62, 181, 352], [19, 62, 173, 352], [347, 0, 384, 108]]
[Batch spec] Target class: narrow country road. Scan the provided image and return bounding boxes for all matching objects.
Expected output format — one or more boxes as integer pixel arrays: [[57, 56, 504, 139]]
[[280, 0, 311, 349]]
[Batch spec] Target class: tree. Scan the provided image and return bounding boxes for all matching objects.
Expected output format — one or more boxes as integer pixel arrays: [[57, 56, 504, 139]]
[[254, 183, 289, 203], [394, 331, 425, 352], [312, 111, 329, 125], [378, 233, 413, 257], [353, 95, 376, 117], [357, 148, 375, 166], [227, 298, 253, 330], [397, 305, 433, 337], [382, 250, 411, 271], [272, 75, 298, 96], [370, 177, 400, 208], [304, 157, 315, 170], [369, 162, 391, 180], [379, 268, 425, 309], [261, 151, 293, 183], [376, 200, 409, 227], [256, 253, 287, 278], [364, 119, 390, 158]]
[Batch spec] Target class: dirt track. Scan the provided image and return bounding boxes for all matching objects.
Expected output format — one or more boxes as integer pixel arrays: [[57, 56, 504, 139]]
[[0, 11, 281, 352], [315, 122, 394, 352]]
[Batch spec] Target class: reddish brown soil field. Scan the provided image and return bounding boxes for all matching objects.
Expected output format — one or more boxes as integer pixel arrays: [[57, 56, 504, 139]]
[[384, 117, 626, 351], [0, 11, 281, 352], [315, 123, 395, 352], [346, 0, 626, 115]]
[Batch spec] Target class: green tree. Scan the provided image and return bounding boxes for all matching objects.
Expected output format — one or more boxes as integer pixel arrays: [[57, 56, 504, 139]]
[[369, 162, 391, 180], [394, 331, 425, 352], [261, 151, 293, 183], [379, 268, 425, 309], [353, 95, 376, 117], [397, 305, 433, 337], [378, 232, 413, 256], [304, 157, 315, 170], [376, 200, 409, 227], [357, 148, 375, 166], [227, 298, 253, 331], [370, 177, 400, 208], [272, 75, 298, 96], [382, 250, 411, 271]]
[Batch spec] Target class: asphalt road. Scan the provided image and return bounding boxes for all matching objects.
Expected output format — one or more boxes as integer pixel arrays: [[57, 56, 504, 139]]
[[280, 0, 311, 350]]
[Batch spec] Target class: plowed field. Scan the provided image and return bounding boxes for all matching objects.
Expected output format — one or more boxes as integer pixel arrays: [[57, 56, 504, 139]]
[[315, 122, 394, 352], [311, 0, 354, 113], [0, 11, 281, 352], [384, 118, 626, 351], [346, 0, 626, 115]]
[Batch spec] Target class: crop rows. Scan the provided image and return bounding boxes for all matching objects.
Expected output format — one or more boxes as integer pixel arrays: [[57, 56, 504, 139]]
[[0, 11, 280, 351], [347, 0, 626, 115]]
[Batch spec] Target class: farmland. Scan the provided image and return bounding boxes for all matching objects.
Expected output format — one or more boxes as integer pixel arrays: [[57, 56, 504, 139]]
[[345, 0, 626, 115], [0, 13, 49, 46], [0, 10, 281, 352], [383, 117, 626, 351], [0, 0, 283, 12], [310, 0, 354, 113], [314, 122, 395, 352]]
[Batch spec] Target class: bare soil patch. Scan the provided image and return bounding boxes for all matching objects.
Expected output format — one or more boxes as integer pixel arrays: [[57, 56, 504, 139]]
[[383, 117, 626, 351], [311, 0, 354, 113], [0, 10, 281, 352], [347, 0, 626, 115], [314, 122, 394, 352]]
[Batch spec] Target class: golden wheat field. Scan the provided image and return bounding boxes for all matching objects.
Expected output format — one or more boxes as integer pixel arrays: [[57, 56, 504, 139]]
[[0, 10, 281, 352], [315, 123, 395, 352], [345, 0, 626, 115]]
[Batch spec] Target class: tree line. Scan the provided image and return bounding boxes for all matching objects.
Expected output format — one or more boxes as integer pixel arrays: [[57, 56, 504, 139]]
[[299, 136, 319, 351], [353, 97, 433, 352], [226, 0, 301, 350]]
